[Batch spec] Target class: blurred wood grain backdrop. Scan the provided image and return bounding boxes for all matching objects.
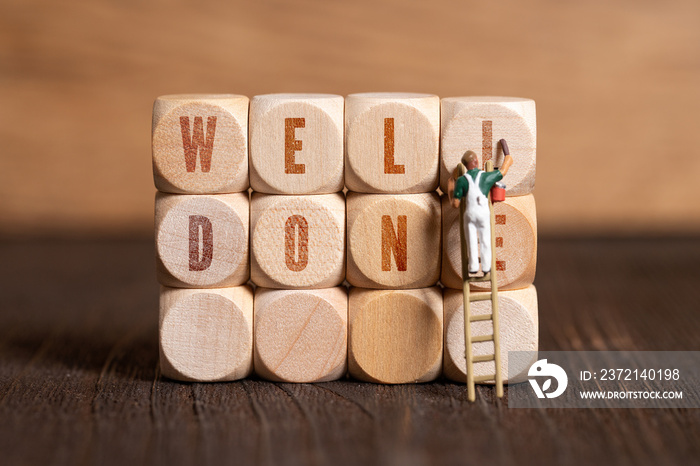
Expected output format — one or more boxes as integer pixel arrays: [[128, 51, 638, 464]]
[[1, 0, 698, 236]]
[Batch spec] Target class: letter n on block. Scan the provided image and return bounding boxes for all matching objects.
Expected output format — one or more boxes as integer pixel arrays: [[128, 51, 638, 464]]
[[381, 215, 407, 271], [347, 193, 441, 289]]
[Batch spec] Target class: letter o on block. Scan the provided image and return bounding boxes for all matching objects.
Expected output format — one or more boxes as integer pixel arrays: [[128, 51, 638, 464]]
[[345, 93, 439, 193], [348, 287, 443, 384], [155, 193, 249, 288], [441, 194, 537, 290], [347, 192, 441, 289], [152, 94, 249, 194], [249, 94, 344, 194], [440, 96, 536, 196], [254, 287, 347, 382], [159, 285, 254, 382], [251, 193, 345, 289], [443, 286, 538, 384]]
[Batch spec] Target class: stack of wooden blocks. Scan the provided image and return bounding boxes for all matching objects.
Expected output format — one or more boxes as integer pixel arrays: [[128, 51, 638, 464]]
[[152, 93, 537, 384]]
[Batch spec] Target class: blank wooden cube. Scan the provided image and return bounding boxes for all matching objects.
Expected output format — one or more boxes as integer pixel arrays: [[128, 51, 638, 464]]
[[443, 286, 538, 384], [254, 287, 347, 382], [347, 192, 440, 289], [440, 97, 536, 196], [345, 93, 439, 193], [155, 192, 249, 288], [441, 194, 537, 291], [348, 287, 443, 384], [160, 285, 253, 382], [249, 94, 344, 194], [152, 94, 249, 194], [250, 193, 345, 289]]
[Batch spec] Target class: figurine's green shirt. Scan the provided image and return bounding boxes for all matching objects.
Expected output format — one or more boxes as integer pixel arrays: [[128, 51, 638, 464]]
[[453, 168, 504, 199]]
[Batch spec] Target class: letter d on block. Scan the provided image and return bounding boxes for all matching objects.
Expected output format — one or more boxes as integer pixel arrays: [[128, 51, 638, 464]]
[[189, 215, 213, 271], [156, 193, 250, 288]]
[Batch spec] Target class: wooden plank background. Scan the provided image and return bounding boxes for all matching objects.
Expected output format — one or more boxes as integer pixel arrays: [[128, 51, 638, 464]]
[[1, 0, 699, 236]]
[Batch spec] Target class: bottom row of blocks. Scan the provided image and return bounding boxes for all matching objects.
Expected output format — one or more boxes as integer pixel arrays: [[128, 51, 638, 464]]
[[159, 285, 538, 384]]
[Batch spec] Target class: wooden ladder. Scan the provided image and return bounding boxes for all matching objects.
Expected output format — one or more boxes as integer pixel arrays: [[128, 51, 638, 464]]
[[457, 159, 504, 402]]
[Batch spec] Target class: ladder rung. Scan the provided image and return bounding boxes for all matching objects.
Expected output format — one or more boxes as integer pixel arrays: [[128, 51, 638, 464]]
[[472, 354, 495, 363], [469, 294, 491, 302], [469, 313, 493, 322], [467, 275, 491, 283], [471, 334, 494, 343], [473, 374, 496, 383]]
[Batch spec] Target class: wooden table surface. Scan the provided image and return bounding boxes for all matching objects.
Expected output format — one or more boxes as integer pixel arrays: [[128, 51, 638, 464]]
[[1, 237, 699, 466]]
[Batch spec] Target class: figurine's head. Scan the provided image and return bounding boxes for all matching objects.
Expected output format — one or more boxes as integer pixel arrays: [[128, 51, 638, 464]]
[[462, 151, 479, 170]]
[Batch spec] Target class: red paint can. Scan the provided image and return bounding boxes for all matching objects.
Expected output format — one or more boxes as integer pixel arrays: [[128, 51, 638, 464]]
[[491, 182, 506, 202]]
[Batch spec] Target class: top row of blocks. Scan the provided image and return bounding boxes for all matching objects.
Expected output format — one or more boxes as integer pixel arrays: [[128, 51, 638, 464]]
[[152, 93, 536, 195]]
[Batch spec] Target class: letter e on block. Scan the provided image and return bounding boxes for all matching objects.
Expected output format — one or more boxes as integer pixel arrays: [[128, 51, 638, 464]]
[[155, 193, 249, 288], [347, 193, 440, 289], [152, 94, 249, 194], [249, 94, 344, 194], [440, 194, 537, 290]]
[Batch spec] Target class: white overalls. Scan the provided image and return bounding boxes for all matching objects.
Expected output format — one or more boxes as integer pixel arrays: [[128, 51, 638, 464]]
[[463, 171, 492, 274]]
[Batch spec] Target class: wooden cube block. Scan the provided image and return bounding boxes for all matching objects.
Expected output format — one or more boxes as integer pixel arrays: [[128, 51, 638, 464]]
[[159, 285, 254, 382], [443, 286, 538, 384], [440, 97, 536, 196], [250, 193, 345, 289], [441, 194, 537, 291], [347, 192, 440, 289], [152, 94, 249, 194], [345, 93, 439, 193], [254, 287, 347, 382], [348, 287, 443, 384], [155, 192, 249, 288], [249, 93, 344, 194]]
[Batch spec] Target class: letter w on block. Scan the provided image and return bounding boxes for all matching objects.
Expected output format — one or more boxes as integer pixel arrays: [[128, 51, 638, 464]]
[[180, 116, 217, 172], [381, 215, 407, 271]]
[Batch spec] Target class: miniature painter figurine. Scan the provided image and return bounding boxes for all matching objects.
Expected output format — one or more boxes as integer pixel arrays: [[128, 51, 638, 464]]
[[448, 139, 513, 275], [447, 139, 514, 401]]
